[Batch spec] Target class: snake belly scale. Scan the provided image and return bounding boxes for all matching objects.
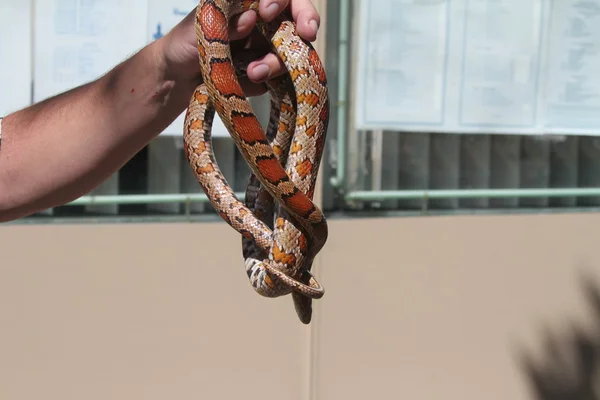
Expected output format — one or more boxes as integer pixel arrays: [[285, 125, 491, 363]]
[[183, 0, 329, 324]]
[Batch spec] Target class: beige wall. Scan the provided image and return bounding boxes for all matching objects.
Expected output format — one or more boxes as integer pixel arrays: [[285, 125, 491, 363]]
[[1, 213, 600, 399]]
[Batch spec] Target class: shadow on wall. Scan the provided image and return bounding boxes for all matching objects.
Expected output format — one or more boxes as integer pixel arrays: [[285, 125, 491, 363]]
[[518, 273, 600, 400]]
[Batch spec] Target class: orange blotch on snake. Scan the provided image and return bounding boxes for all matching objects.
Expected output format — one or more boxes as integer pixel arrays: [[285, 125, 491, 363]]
[[298, 234, 308, 253], [231, 113, 266, 143], [276, 217, 285, 228], [273, 145, 284, 157], [199, 3, 228, 41], [197, 44, 206, 59], [297, 116, 307, 127], [190, 120, 204, 131], [256, 157, 288, 184], [298, 93, 320, 107], [296, 160, 313, 178], [285, 190, 315, 217], [278, 121, 289, 133], [273, 37, 284, 49], [195, 142, 207, 154], [197, 164, 215, 174], [305, 125, 317, 137], [308, 49, 327, 83], [210, 62, 245, 97], [264, 274, 275, 288], [273, 245, 296, 266], [289, 68, 307, 81], [291, 142, 303, 153], [281, 103, 295, 114], [194, 91, 209, 103]]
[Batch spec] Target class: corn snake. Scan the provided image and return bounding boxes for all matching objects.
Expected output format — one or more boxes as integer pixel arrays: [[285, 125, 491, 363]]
[[182, 0, 329, 324]]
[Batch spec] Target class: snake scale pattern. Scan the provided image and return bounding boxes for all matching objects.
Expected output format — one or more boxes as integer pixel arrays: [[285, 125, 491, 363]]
[[183, 0, 330, 324]]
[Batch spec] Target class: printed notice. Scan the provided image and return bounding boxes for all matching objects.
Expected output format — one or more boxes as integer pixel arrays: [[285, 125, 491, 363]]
[[541, 0, 600, 134], [33, 0, 148, 103], [147, 0, 229, 137], [0, 1, 32, 117], [354, 0, 600, 136], [459, 0, 543, 128], [355, 0, 450, 130]]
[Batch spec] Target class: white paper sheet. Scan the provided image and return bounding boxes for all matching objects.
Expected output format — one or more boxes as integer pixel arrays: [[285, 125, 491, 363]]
[[458, 0, 543, 129], [540, 0, 600, 134], [354, 0, 600, 136], [355, 0, 449, 129], [147, 0, 229, 137], [0, 0, 33, 117], [33, 0, 148, 103]]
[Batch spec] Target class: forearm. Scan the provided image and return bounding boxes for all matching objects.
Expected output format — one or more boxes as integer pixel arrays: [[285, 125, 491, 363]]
[[0, 38, 196, 222]]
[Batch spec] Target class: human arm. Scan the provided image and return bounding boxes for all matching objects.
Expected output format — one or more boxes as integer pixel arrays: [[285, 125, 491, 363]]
[[0, 0, 321, 223]]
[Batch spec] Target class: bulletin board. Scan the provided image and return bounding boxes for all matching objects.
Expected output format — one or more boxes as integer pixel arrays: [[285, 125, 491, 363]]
[[1, 0, 229, 137]]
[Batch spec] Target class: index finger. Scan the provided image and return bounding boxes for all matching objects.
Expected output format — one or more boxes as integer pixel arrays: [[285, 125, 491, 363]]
[[289, 0, 320, 42], [258, 0, 320, 42]]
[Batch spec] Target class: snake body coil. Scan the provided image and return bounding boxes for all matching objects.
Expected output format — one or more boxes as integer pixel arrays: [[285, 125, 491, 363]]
[[183, 0, 329, 324]]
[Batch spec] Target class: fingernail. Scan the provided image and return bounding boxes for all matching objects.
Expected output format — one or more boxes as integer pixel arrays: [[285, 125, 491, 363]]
[[309, 19, 319, 34], [265, 2, 280, 20], [252, 64, 270, 81]]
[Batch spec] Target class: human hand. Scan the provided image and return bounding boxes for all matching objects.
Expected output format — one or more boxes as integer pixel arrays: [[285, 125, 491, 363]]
[[159, 0, 321, 96]]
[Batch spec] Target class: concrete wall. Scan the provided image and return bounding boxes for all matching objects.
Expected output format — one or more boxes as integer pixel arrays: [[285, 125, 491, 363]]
[[2, 212, 600, 400]]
